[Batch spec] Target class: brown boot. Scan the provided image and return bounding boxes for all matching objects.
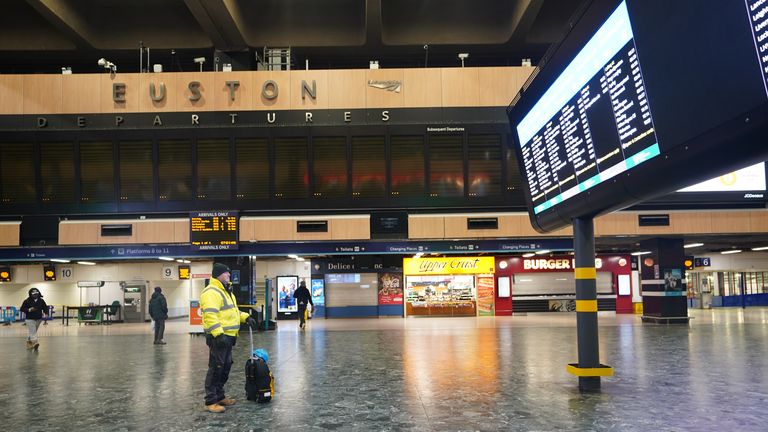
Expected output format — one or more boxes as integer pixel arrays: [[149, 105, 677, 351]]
[[25, 340, 34, 350], [218, 397, 236, 406], [205, 403, 225, 413]]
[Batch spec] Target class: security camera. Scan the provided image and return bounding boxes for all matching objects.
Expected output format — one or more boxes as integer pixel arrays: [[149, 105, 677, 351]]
[[423, 44, 429, 50], [458, 53, 469, 59], [97, 58, 117, 72], [194, 57, 206, 64]]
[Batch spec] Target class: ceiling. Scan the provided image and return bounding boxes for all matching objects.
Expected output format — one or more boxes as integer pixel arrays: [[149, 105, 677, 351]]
[[0, 0, 584, 73]]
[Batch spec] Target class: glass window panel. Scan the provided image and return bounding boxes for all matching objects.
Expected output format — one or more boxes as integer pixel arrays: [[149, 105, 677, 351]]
[[197, 139, 231, 200], [391, 136, 424, 197], [235, 138, 269, 200], [40, 142, 75, 203], [429, 135, 463, 197], [0, 143, 36, 204], [352, 136, 385, 197], [119, 141, 153, 202], [80, 142, 114, 203], [274, 137, 308, 199], [158, 140, 192, 201], [313, 136, 347, 198], [468, 134, 501, 197]]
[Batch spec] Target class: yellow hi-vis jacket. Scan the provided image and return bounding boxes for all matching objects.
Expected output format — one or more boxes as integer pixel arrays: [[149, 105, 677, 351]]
[[201, 278, 249, 337]]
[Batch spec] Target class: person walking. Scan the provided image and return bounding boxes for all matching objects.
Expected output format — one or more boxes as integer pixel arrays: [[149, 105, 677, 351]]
[[148, 286, 168, 345], [201, 263, 257, 413], [20, 287, 49, 351], [293, 280, 313, 330]]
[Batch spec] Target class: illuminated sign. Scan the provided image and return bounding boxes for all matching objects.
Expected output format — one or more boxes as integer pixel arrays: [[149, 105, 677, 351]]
[[403, 257, 495, 275], [522, 258, 604, 270], [43, 266, 56, 281], [190, 211, 239, 251], [178, 265, 191, 280], [0, 267, 10, 282]]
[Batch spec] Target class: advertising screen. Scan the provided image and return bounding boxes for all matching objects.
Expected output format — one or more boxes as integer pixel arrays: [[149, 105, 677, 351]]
[[311, 279, 325, 306], [508, 0, 768, 232], [678, 162, 766, 193], [276, 275, 299, 313]]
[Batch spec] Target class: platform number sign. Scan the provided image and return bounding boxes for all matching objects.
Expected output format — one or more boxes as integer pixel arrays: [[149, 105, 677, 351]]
[[162, 266, 175, 280], [58, 266, 74, 281]]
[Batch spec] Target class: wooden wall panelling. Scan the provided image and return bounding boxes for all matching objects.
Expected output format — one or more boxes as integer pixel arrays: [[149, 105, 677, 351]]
[[136, 221, 176, 244], [62, 74, 101, 114], [443, 216, 471, 238], [327, 69, 367, 109], [595, 213, 639, 236], [0, 75, 23, 114], [175, 72, 214, 111], [254, 71, 291, 111], [365, 69, 404, 109], [408, 216, 445, 239], [139, 73, 178, 112], [238, 219, 255, 242], [23, 75, 62, 114], [330, 217, 370, 240], [711, 211, 751, 233], [749, 210, 768, 232], [100, 73, 140, 113], [0, 222, 20, 246], [174, 220, 190, 243], [253, 219, 296, 241], [295, 230, 333, 241], [670, 212, 712, 234], [403, 68, 442, 108], [440, 68, 480, 107], [478, 67, 519, 107], [290, 70, 328, 110], [59, 222, 99, 245], [213, 71, 253, 111]]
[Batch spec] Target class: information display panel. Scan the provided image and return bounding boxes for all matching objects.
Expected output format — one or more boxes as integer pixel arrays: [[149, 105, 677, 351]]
[[508, 0, 768, 232], [190, 211, 239, 251]]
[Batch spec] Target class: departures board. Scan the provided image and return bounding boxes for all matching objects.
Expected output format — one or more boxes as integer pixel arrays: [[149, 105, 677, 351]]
[[508, 0, 768, 232]]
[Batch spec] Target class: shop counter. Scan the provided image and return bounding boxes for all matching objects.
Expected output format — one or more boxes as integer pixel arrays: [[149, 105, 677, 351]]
[[406, 301, 477, 317]]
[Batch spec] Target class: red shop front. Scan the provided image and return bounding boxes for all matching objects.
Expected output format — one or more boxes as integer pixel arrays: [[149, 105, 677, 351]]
[[493, 255, 634, 315]]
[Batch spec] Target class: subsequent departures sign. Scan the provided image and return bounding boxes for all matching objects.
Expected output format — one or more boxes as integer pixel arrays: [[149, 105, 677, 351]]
[[190, 211, 239, 251]]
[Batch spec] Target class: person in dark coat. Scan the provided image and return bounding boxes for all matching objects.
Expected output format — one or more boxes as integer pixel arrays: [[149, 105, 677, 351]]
[[293, 280, 313, 329], [20, 287, 48, 351], [148, 286, 169, 345]]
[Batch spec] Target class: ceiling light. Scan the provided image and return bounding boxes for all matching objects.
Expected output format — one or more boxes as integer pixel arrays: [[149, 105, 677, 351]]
[[296, 257, 306, 262], [176, 259, 185, 263], [522, 253, 535, 258], [182, 260, 191, 264], [77, 261, 96, 265], [288, 254, 299, 259], [721, 249, 742, 255], [684, 243, 704, 249], [751, 246, 768, 251], [535, 250, 551, 255], [158, 257, 175, 261], [631, 251, 652, 256], [50, 259, 70, 263]]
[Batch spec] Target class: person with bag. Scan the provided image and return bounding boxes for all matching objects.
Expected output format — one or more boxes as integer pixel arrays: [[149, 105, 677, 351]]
[[201, 263, 257, 414], [148, 286, 168, 345], [293, 280, 313, 330], [20, 287, 48, 351]]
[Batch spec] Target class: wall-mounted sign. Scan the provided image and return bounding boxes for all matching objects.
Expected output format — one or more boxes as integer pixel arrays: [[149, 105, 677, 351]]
[[77, 281, 104, 288], [162, 266, 175, 280], [43, 265, 56, 281], [58, 266, 74, 281], [190, 211, 239, 251], [693, 257, 711, 268], [0, 267, 11, 282], [178, 266, 191, 280], [403, 257, 495, 275]]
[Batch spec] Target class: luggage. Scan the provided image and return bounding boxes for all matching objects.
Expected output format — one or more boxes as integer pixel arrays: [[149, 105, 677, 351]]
[[245, 327, 274, 403]]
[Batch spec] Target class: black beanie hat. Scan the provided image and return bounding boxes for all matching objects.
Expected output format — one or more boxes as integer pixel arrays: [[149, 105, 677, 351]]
[[29, 287, 42, 297], [212, 263, 230, 279], [154, 286, 162, 293]]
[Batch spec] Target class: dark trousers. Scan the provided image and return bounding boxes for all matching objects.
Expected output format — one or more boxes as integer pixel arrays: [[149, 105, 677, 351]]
[[204, 334, 234, 405], [298, 304, 308, 326], [153, 320, 165, 342]]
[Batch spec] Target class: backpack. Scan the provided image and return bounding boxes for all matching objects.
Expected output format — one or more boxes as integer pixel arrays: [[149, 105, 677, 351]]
[[245, 357, 274, 403]]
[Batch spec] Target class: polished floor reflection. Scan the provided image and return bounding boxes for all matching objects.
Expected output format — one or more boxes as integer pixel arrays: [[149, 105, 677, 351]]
[[1, 308, 767, 431]]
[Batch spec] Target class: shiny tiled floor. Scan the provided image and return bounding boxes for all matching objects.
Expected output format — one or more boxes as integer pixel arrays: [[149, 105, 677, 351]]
[[1, 308, 767, 431]]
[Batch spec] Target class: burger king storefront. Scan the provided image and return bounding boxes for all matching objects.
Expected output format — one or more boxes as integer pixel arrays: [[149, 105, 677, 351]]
[[494, 255, 634, 314], [403, 257, 496, 317]]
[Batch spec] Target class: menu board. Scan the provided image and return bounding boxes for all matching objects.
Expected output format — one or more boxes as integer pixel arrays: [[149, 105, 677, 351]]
[[190, 211, 239, 251]]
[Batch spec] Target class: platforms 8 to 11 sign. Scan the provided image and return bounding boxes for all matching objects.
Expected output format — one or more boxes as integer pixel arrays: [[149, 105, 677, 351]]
[[190, 211, 239, 251]]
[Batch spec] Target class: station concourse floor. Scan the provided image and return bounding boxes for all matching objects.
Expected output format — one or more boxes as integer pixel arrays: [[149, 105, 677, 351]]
[[1, 309, 767, 432]]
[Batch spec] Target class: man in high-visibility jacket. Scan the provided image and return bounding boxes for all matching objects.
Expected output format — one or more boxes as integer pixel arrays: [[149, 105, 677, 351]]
[[202, 262, 256, 413]]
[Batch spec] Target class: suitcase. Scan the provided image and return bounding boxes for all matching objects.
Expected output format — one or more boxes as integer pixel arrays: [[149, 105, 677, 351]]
[[245, 327, 274, 403]]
